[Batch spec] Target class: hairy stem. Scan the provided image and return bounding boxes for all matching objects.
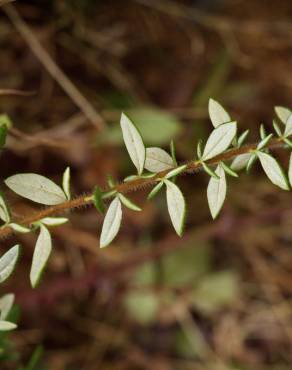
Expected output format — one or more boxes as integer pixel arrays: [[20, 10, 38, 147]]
[[0, 137, 284, 240]]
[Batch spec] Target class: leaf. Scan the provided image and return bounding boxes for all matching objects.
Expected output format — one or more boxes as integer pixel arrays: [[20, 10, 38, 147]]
[[0, 320, 17, 331], [0, 245, 20, 283], [273, 120, 282, 137], [237, 129, 249, 147], [0, 293, 14, 320], [202, 121, 237, 160], [258, 152, 289, 190], [118, 193, 141, 211], [147, 181, 164, 200], [165, 164, 187, 179], [207, 165, 227, 219], [165, 180, 186, 236], [170, 140, 177, 166], [62, 167, 71, 200], [275, 106, 291, 124], [40, 217, 68, 226], [231, 153, 252, 171], [144, 147, 173, 173], [257, 133, 273, 150], [0, 125, 7, 148], [93, 185, 105, 214], [124, 291, 159, 324], [0, 193, 10, 223], [220, 161, 238, 177], [100, 197, 122, 248], [5, 173, 66, 205], [9, 223, 30, 233], [100, 107, 182, 146], [284, 114, 292, 137], [30, 225, 52, 288], [192, 271, 238, 314], [208, 98, 231, 127], [288, 153, 292, 187], [202, 162, 219, 179], [120, 113, 145, 175]]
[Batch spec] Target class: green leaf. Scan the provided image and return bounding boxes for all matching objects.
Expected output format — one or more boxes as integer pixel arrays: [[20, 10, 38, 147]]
[[0, 293, 14, 320], [288, 153, 292, 187], [170, 140, 177, 166], [24, 345, 44, 370], [120, 113, 146, 175], [202, 121, 237, 160], [30, 225, 52, 288], [196, 139, 203, 159], [165, 179, 186, 236], [192, 271, 238, 314], [275, 106, 291, 124], [237, 129, 249, 147], [0, 114, 12, 129], [0, 245, 20, 283], [93, 185, 105, 214], [100, 197, 122, 248], [124, 291, 159, 324], [144, 147, 173, 173], [5, 173, 66, 205], [40, 217, 68, 226], [220, 161, 238, 177], [257, 133, 273, 150], [147, 181, 164, 200], [231, 153, 252, 171], [258, 152, 289, 190], [9, 223, 30, 233], [273, 120, 282, 137], [284, 114, 292, 137], [202, 162, 220, 179], [246, 153, 258, 172], [165, 164, 187, 179], [62, 167, 71, 200], [0, 320, 17, 331], [0, 193, 10, 223], [118, 193, 141, 211], [207, 165, 227, 219], [208, 98, 231, 127], [260, 124, 267, 140], [0, 125, 7, 148]]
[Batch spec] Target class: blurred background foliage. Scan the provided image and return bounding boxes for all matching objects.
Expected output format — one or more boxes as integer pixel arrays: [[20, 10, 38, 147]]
[[0, 0, 292, 369]]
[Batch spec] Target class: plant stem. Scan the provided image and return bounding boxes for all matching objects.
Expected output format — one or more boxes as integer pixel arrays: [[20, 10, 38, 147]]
[[0, 137, 284, 241]]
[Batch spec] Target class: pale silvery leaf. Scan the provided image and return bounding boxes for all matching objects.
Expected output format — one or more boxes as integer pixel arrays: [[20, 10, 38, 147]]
[[144, 147, 173, 172], [120, 113, 146, 175], [118, 193, 141, 212], [208, 98, 231, 128], [0, 293, 14, 320], [62, 167, 71, 200], [275, 106, 291, 124], [0, 193, 10, 223], [165, 179, 186, 236], [0, 321, 17, 331], [30, 225, 52, 288], [40, 217, 68, 226], [207, 165, 227, 219], [100, 197, 122, 248], [0, 245, 20, 283], [288, 153, 292, 187], [231, 153, 252, 171], [202, 121, 237, 161], [258, 152, 289, 190], [9, 223, 30, 233], [284, 114, 292, 137], [5, 173, 66, 205]]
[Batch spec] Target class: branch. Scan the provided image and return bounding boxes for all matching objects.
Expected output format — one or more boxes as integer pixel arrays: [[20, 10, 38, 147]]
[[0, 137, 283, 241]]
